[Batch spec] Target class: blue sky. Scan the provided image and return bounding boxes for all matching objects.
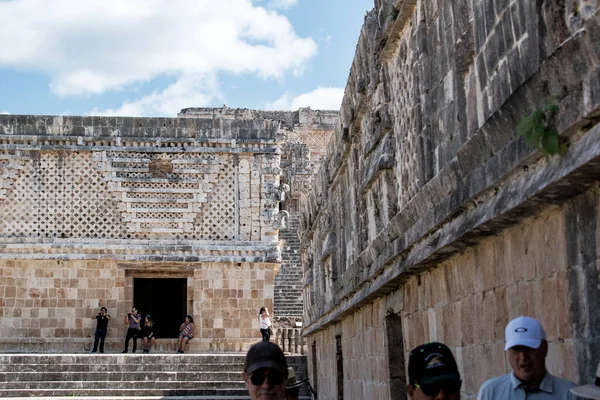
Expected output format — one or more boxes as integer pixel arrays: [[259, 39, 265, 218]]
[[0, 0, 373, 117]]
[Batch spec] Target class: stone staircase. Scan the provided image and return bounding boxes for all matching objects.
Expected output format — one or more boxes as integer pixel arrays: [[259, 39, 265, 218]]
[[275, 213, 304, 317], [0, 353, 311, 399]]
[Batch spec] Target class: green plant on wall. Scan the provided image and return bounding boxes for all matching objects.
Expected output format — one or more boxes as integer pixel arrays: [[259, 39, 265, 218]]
[[517, 98, 566, 158]]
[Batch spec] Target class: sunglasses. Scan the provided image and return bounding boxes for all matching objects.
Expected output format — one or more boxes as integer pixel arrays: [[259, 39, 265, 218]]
[[249, 368, 285, 386], [416, 379, 462, 397]]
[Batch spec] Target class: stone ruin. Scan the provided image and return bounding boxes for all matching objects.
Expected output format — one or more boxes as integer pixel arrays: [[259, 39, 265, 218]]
[[0, 106, 337, 353]]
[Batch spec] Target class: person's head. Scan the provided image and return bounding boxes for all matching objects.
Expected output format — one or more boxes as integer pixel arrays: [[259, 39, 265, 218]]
[[100, 307, 107, 314], [504, 316, 548, 385], [407, 342, 462, 400], [131, 307, 137, 314], [145, 314, 153, 326], [243, 341, 288, 400], [570, 361, 600, 399], [285, 366, 301, 400], [259, 307, 266, 316], [185, 315, 194, 324]]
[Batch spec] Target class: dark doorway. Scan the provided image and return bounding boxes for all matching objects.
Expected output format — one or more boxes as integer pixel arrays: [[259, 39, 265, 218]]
[[386, 312, 407, 400], [311, 341, 318, 395], [133, 278, 187, 339], [335, 335, 344, 400]]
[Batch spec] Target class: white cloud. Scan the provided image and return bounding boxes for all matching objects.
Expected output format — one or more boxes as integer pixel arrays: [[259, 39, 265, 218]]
[[0, 0, 317, 114], [266, 87, 344, 111], [88, 74, 221, 117], [0, 111, 10, 115], [267, 0, 298, 10]]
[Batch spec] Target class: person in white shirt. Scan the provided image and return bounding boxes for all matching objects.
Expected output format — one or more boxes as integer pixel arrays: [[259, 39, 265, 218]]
[[477, 316, 575, 399], [258, 307, 272, 341]]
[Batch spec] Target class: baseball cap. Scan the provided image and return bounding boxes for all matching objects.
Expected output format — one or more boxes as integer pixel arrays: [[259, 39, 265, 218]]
[[504, 316, 546, 350], [408, 342, 461, 387], [570, 361, 600, 399], [244, 341, 288, 377]]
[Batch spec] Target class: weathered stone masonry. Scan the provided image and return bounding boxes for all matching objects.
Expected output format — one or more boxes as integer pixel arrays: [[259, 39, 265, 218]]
[[0, 107, 336, 353], [301, 0, 600, 399]]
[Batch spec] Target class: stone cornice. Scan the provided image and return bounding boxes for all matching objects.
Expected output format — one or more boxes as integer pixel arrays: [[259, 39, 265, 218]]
[[0, 238, 282, 263]]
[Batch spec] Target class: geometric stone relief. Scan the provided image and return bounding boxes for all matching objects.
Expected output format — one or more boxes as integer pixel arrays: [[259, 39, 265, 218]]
[[0, 151, 25, 201], [95, 151, 236, 240], [0, 151, 128, 239]]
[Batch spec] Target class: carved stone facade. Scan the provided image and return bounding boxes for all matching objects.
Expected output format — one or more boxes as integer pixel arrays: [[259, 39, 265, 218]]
[[301, 0, 600, 399], [0, 107, 336, 353]]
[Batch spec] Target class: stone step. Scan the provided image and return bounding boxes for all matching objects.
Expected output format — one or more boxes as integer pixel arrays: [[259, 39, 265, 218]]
[[0, 388, 250, 397], [0, 396, 313, 400], [0, 353, 311, 399], [0, 354, 246, 364], [0, 380, 244, 390], [0, 371, 242, 382], [0, 363, 243, 373]]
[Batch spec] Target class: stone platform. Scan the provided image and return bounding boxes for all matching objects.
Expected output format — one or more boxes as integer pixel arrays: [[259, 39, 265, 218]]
[[0, 353, 311, 399]]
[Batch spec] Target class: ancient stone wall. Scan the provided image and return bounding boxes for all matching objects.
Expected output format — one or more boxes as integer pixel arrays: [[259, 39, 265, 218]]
[[0, 259, 276, 352], [0, 107, 336, 351], [301, 0, 600, 398], [307, 191, 600, 399]]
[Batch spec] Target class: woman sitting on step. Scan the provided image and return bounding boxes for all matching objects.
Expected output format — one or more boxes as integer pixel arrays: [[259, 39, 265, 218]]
[[177, 315, 194, 353], [141, 314, 156, 353]]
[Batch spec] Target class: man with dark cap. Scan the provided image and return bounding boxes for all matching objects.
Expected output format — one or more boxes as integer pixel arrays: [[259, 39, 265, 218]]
[[407, 342, 462, 400], [243, 341, 289, 400]]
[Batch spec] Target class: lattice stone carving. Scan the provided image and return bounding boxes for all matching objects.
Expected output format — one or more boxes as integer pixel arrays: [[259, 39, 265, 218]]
[[0, 151, 127, 239], [96, 151, 236, 240], [0, 151, 25, 201]]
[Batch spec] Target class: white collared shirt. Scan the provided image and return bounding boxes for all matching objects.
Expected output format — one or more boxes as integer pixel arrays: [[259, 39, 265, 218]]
[[477, 371, 576, 400], [259, 315, 271, 330]]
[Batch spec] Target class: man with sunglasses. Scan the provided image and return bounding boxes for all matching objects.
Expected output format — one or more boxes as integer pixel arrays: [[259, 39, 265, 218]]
[[243, 341, 289, 400], [477, 316, 575, 399], [407, 342, 462, 399]]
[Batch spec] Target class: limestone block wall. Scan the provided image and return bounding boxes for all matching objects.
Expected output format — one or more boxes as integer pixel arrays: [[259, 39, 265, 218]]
[[301, 0, 600, 398], [0, 260, 124, 352], [309, 294, 400, 400], [305, 188, 600, 399], [0, 259, 278, 352], [191, 262, 278, 352]]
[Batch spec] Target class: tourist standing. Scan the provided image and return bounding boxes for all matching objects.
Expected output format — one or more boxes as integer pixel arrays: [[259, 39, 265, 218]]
[[91, 306, 111, 353], [177, 314, 194, 353], [407, 342, 462, 399], [141, 314, 156, 353], [477, 316, 575, 399], [243, 341, 288, 400], [121, 306, 141, 353], [259, 307, 272, 341]]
